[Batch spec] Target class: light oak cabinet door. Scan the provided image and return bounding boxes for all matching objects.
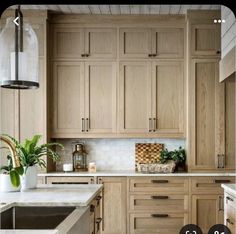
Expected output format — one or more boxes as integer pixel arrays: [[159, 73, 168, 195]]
[[19, 59, 46, 143], [119, 28, 152, 58], [192, 195, 224, 234], [151, 61, 184, 135], [85, 28, 116, 58], [0, 88, 18, 166], [191, 24, 220, 57], [119, 61, 152, 133], [98, 177, 127, 234], [53, 27, 84, 59], [52, 62, 85, 135], [152, 28, 184, 58], [189, 59, 225, 171], [225, 76, 235, 170], [84, 62, 116, 133]]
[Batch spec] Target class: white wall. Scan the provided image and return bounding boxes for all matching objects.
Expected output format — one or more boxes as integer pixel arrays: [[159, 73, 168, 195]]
[[221, 6, 236, 57], [55, 139, 186, 171]]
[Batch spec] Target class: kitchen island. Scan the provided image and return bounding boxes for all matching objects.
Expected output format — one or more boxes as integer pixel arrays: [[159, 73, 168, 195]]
[[0, 184, 103, 234]]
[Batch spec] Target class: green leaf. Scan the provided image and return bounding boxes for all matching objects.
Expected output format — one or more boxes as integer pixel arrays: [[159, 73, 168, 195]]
[[9, 170, 20, 187], [15, 165, 24, 175]]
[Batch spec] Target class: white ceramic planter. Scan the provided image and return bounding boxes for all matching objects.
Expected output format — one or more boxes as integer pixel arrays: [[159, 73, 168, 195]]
[[20, 165, 37, 191], [0, 174, 20, 192]]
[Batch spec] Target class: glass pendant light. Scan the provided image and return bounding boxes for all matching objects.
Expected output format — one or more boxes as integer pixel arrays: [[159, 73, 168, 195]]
[[0, 5, 39, 89]]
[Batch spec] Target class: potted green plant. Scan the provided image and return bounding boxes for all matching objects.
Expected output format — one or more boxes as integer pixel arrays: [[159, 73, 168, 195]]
[[160, 147, 186, 171], [0, 155, 23, 192], [3, 134, 63, 190]]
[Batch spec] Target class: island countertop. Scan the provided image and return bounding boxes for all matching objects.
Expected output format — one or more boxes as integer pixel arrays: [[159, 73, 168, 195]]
[[0, 184, 103, 234], [0, 184, 103, 211], [221, 183, 236, 196]]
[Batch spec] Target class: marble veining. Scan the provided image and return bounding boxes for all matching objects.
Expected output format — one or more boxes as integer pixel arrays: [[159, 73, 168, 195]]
[[55, 138, 185, 171], [222, 184, 236, 196]]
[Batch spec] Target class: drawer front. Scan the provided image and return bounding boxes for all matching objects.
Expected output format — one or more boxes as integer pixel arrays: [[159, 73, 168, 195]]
[[191, 177, 235, 194], [225, 192, 236, 209], [46, 176, 95, 184], [129, 213, 188, 234], [129, 194, 188, 213], [225, 203, 236, 234], [129, 177, 189, 193]]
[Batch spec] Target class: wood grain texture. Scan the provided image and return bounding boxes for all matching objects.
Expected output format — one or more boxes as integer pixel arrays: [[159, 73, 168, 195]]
[[191, 195, 224, 234], [191, 24, 220, 57], [152, 28, 184, 58], [52, 62, 84, 134], [52, 27, 84, 59], [189, 59, 225, 171], [119, 28, 152, 58], [84, 62, 116, 133], [98, 177, 127, 234], [152, 61, 184, 134], [118, 61, 152, 133], [129, 212, 188, 234], [85, 28, 117, 58]]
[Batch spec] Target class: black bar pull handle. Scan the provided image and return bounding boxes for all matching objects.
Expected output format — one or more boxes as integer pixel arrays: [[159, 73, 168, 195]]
[[151, 180, 169, 183], [151, 196, 169, 199], [214, 179, 231, 183], [151, 214, 169, 218]]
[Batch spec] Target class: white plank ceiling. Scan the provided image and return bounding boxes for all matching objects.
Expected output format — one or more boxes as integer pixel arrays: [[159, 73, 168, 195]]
[[9, 5, 221, 15]]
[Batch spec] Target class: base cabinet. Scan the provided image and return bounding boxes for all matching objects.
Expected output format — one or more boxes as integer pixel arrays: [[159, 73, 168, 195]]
[[191, 195, 224, 234], [129, 213, 188, 234], [224, 192, 236, 234], [98, 177, 127, 234]]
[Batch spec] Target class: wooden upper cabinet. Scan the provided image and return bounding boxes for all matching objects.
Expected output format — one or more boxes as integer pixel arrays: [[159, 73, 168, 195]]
[[84, 62, 116, 133], [52, 62, 84, 135], [119, 27, 184, 59], [191, 24, 220, 57], [189, 59, 225, 171], [119, 61, 152, 133], [52, 27, 117, 59], [191, 195, 224, 234], [152, 61, 184, 135], [53, 27, 85, 59], [152, 28, 184, 58], [119, 28, 152, 58], [85, 28, 116, 59]]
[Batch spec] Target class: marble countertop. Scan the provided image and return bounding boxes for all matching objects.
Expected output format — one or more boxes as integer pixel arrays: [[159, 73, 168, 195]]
[[0, 184, 102, 234], [0, 184, 103, 210], [38, 170, 236, 177], [221, 184, 236, 196]]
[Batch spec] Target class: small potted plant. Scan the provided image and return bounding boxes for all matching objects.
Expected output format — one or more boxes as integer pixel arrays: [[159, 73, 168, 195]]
[[0, 155, 23, 192], [3, 134, 63, 190], [160, 147, 186, 172]]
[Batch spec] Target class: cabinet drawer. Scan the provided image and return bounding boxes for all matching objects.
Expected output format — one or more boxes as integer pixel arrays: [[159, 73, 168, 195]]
[[129, 177, 189, 194], [129, 194, 188, 213], [46, 176, 95, 184], [225, 202, 236, 234], [129, 213, 188, 234], [191, 177, 235, 194], [225, 192, 236, 209]]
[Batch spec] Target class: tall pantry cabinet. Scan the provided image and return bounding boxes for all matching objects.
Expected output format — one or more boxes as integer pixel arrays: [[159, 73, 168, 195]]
[[187, 10, 235, 172]]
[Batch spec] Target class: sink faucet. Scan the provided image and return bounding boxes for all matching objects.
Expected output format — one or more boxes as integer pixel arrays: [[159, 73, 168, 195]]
[[0, 135, 20, 168]]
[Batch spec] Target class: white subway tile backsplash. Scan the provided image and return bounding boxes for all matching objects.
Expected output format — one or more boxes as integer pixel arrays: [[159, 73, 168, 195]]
[[55, 138, 186, 171]]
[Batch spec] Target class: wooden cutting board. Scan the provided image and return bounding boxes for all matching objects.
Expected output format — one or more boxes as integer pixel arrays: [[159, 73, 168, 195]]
[[135, 143, 164, 169]]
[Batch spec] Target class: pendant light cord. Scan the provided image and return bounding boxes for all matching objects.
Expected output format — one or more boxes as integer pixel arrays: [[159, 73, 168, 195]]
[[14, 5, 23, 81]]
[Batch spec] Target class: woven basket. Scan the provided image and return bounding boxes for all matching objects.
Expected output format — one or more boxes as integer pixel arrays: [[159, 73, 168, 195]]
[[136, 160, 176, 173]]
